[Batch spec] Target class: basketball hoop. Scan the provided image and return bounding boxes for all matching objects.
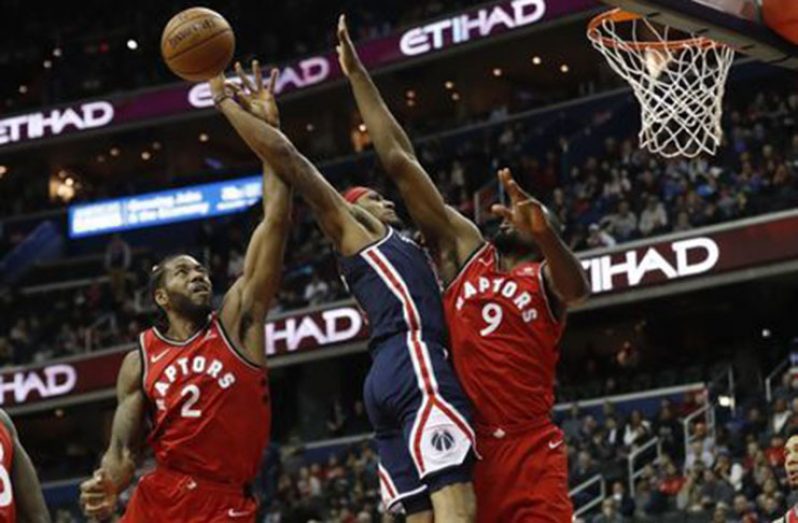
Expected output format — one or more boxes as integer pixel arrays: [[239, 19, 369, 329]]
[[587, 9, 735, 158]]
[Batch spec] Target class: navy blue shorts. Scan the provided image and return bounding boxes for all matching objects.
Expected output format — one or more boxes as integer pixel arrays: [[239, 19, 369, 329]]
[[365, 335, 476, 514]]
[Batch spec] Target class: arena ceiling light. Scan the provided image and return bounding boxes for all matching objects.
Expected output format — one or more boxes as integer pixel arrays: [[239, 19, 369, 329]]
[[18, 85, 27, 94], [127, 39, 139, 51], [560, 64, 570, 73], [492, 68, 503, 77], [0, 165, 7, 177], [532, 56, 542, 65], [198, 133, 209, 143], [52, 47, 62, 57], [444, 81, 455, 90], [43, 60, 52, 69]]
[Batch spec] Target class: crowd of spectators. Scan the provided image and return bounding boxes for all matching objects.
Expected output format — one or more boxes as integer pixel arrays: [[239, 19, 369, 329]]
[[1, 0, 482, 111], [48, 366, 798, 521], [1, 82, 796, 373], [561, 368, 798, 522]]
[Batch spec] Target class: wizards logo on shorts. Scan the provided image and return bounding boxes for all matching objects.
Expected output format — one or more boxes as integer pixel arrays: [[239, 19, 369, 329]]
[[430, 429, 456, 453]]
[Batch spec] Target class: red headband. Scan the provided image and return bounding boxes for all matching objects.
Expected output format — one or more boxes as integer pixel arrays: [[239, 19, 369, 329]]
[[342, 186, 372, 204]]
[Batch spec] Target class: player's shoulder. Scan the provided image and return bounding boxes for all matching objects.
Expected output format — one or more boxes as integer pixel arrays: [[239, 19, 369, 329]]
[[0, 409, 15, 439]]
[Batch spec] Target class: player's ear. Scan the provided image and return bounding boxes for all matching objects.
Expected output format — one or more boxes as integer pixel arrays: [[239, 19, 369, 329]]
[[154, 288, 169, 309]]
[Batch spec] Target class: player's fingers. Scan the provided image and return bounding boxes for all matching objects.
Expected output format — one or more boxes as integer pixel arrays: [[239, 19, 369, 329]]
[[235, 61, 257, 93], [490, 204, 512, 221], [498, 169, 521, 204], [338, 14, 347, 41], [226, 83, 251, 107], [252, 60, 263, 92], [268, 68, 279, 95]]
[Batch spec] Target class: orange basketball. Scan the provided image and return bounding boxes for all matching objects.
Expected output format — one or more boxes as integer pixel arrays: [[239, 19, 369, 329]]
[[161, 7, 235, 82], [762, 0, 798, 44]]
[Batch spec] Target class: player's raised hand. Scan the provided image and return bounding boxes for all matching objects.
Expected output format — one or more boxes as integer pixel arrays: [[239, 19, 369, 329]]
[[79, 469, 118, 520], [231, 60, 281, 128], [336, 14, 362, 77], [490, 168, 551, 238]]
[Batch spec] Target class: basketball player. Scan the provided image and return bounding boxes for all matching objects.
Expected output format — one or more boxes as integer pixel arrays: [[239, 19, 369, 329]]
[[337, 16, 590, 522], [780, 432, 798, 522], [0, 409, 50, 522], [78, 67, 292, 522], [210, 62, 477, 521]]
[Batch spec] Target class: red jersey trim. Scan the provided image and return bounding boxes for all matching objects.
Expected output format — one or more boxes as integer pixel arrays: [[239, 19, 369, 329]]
[[214, 317, 264, 372], [443, 241, 491, 294]]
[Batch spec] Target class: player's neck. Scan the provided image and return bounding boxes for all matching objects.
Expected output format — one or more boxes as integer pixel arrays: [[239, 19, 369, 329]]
[[163, 314, 207, 341], [497, 252, 527, 272]]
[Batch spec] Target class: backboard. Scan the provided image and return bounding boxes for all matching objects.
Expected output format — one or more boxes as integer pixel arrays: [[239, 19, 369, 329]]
[[601, 0, 798, 69]]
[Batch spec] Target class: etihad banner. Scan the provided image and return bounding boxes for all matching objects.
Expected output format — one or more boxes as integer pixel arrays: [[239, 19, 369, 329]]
[[0, 0, 598, 149], [2, 303, 369, 409], [8, 211, 798, 409], [580, 211, 798, 294]]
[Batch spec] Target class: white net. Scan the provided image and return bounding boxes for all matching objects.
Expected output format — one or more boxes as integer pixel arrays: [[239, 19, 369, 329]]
[[588, 10, 735, 158]]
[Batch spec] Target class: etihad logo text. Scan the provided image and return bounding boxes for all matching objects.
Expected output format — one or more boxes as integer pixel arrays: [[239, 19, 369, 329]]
[[265, 306, 365, 355], [582, 237, 720, 294], [0, 364, 77, 405], [0, 102, 114, 145], [400, 0, 546, 56]]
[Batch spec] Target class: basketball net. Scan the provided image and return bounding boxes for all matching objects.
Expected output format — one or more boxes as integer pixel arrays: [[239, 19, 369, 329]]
[[588, 9, 735, 158]]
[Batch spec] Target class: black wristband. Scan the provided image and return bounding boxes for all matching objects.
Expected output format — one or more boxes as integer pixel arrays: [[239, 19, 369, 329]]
[[213, 93, 231, 107]]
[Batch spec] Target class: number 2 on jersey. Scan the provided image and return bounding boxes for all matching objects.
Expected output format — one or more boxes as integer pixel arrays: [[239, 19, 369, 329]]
[[480, 303, 503, 336], [180, 384, 202, 418]]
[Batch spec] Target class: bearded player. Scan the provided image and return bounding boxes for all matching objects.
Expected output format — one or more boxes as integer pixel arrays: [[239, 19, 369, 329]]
[[0, 409, 50, 522], [337, 16, 590, 522], [78, 69, 292, 522], [211, 61, 477, 521]]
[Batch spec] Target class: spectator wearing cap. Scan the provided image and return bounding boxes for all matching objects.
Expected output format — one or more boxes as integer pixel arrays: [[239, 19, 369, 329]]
[[586, 223, 617, 248]]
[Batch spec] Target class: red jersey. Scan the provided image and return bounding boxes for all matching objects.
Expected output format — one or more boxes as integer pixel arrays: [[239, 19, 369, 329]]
[[443, 243, 564, 427], [140, 314, 270, 486], [0, 421, 15, 522]]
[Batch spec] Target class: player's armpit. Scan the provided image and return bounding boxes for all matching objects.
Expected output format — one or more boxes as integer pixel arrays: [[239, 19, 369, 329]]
[[219, 165, 292, 366], [438, 206, 485, 285]]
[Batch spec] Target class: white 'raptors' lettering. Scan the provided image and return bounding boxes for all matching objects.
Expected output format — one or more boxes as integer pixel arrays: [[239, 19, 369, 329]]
[[455, 276, 538, 320], [0, 443, 11, 507], [152, 356, 235, 397]]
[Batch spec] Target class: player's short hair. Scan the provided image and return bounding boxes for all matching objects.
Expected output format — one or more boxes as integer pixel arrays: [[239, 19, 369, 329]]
[[148, 254, 184, 329]]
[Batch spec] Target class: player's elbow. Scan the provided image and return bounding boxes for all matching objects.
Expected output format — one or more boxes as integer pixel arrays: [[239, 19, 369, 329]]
[[382, 149, 416, 176], [563, 275, 591, 306]]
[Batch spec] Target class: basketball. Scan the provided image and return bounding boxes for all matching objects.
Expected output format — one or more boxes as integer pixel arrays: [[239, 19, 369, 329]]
[[762, 0, 798, 44], [161, 7, 235, 82]]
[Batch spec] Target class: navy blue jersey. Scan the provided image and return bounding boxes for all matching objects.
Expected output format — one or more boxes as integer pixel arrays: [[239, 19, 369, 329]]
[[338, 228, 446, 350]]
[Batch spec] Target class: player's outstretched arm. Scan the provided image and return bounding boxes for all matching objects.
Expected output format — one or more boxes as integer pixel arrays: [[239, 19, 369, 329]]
[[213, 62, 293, 366], [491, 169, 590, 310], [0, 410, 50, 523], [337, 15, 483, 266], [209, 65, 379, 257], [80, 350, 145, 520]]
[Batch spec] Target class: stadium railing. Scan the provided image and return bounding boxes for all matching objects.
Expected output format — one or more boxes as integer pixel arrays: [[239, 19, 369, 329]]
[[628, 436, 663, 496], [570, 473, 606, 518], [765, 356, 790, 403]]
